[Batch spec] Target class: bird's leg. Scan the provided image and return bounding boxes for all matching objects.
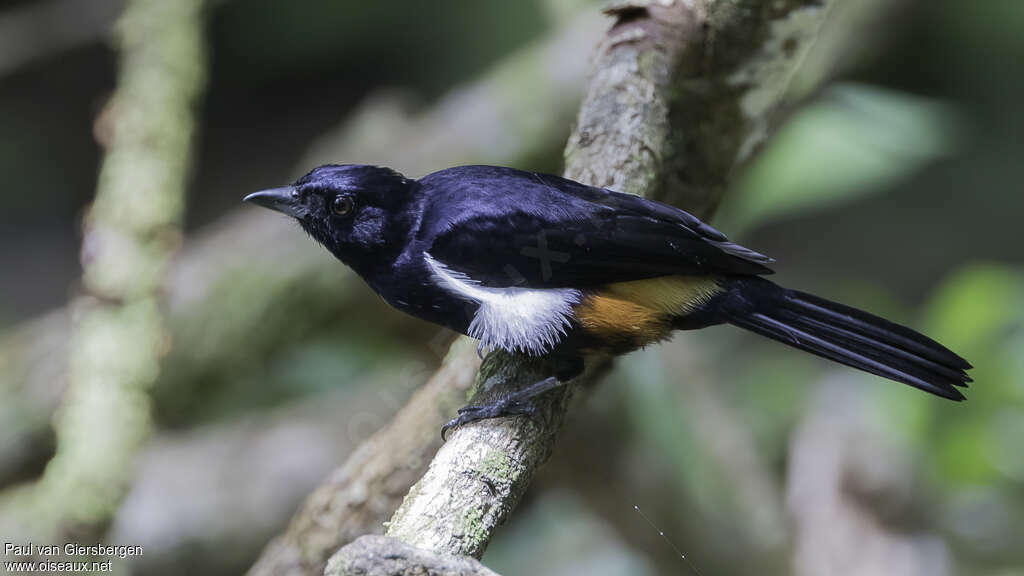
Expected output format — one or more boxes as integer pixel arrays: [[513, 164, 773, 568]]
[[440, 354, 584, 440], [441, 375, 565, 440]]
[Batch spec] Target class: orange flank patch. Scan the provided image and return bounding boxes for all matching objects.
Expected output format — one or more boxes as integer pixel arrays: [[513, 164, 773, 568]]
[[575, 294, 669, 341], [603, 275, 722, 315], [575, 275, 723, 350]]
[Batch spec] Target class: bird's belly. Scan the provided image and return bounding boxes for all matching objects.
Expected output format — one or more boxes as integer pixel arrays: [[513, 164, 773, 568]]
[[370, 271, 476, 337], [384, 290, 476, 336]]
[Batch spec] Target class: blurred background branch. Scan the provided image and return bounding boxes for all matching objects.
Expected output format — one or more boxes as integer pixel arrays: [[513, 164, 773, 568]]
[[0, 0, 206, 545], [788, 376, 951, 576]]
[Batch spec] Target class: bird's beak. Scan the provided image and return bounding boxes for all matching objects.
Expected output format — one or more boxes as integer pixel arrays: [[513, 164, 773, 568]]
[[243, 186, 304, 218]]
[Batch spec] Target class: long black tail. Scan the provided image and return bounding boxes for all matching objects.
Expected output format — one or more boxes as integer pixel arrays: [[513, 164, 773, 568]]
[[719, 277, 972, 400]]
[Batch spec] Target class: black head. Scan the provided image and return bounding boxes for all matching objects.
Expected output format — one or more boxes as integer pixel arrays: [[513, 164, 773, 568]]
[[244, 164, 414, 270]]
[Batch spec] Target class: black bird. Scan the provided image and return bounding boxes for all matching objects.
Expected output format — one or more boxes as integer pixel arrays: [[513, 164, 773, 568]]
[[245, 164, 971, 433]]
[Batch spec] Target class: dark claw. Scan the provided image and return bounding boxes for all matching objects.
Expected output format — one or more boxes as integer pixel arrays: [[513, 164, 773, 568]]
[[441, 417, 460, 441], [440, 407, 494, 441]]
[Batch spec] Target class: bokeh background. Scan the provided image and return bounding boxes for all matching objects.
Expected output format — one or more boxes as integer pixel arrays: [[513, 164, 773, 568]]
[[1, 0, 1022, 575]]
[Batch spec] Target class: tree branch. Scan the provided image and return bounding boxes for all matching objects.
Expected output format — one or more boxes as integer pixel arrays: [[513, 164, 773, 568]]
[[327, 535, 499, 576], [346, 0, 836, 569]]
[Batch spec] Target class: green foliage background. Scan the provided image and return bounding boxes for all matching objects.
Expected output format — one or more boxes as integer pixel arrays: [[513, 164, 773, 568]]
[[0, 0, 1020, 575]]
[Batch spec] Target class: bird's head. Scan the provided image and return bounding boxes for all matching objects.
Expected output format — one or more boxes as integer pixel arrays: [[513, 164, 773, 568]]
[[244, 164, 414, 268]]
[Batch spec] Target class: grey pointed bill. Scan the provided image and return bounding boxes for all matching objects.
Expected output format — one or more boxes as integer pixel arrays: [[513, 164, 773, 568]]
[[243, 186, 305, 218]]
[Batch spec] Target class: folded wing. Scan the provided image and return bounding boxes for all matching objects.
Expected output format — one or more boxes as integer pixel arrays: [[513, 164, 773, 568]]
[[421, 167, 774, 289]]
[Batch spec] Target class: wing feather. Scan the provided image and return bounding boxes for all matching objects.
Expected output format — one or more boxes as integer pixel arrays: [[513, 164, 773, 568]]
[[417, 166, 774, 289]]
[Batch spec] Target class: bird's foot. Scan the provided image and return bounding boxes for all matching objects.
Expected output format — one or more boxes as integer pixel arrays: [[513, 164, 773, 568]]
[[441, 399, 542, 441], [441, 376, 563, 440]]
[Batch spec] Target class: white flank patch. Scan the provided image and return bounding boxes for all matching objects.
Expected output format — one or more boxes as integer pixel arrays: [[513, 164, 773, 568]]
[[425, 254, 580, 355]]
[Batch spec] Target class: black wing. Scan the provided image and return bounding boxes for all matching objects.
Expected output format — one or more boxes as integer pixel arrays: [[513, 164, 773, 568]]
[[418, 166, 774, 289]]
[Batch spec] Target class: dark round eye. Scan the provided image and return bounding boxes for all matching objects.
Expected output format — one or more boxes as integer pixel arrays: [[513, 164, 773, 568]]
[[331, 195, 354, 216]]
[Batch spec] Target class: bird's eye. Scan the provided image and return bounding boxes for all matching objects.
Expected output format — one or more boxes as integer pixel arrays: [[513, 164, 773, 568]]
[[331, 195, 354, 216]]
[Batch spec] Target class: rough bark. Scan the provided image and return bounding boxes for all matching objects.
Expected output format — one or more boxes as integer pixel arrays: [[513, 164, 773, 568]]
[[325, 536, 499, 576], [0, 0, 206, 543]]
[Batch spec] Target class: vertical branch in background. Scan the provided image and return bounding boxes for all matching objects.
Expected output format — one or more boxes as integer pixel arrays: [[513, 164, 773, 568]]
[[0, 0, 206, 543]]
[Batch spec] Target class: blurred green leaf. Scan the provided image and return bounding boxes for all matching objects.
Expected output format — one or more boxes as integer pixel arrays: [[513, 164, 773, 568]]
[[720, 84, 966, 234], [920, 264, 1024, 485], [924, 263, 1023, 355]]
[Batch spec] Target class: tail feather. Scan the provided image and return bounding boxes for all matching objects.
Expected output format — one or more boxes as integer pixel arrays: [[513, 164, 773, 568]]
[[721, 278, 971, 400], [781, 311, 971, 384], [784, 291, 972, 370]]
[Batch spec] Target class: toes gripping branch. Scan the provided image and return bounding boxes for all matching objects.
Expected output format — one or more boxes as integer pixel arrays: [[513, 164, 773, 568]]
[[441, 375, 565, 440]]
